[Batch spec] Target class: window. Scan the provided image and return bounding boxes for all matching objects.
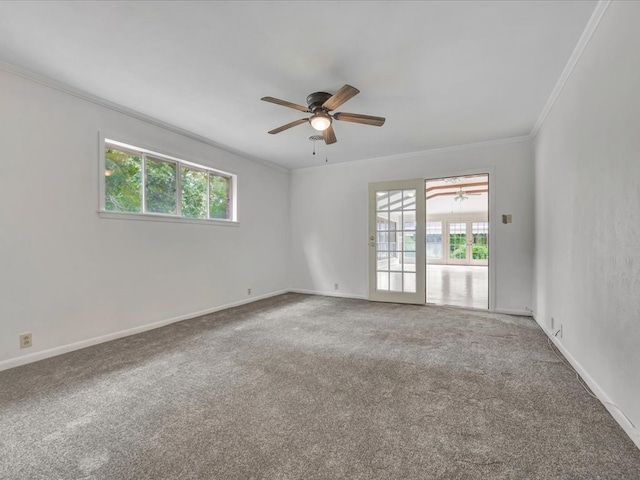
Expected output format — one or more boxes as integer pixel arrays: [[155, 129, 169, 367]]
[[102, 139, 235, 222], [471, 222, 489, 260], [449, 222, 467, 259], [426, 221, 443, 261]]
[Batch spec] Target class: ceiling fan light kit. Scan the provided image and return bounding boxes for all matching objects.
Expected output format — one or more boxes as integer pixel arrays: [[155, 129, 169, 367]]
[[309, 111, 332, 131], [261, 84, 385, 145]]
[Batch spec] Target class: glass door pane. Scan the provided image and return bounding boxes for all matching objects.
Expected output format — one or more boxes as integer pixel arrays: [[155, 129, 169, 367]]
[[448, 222, 467, 262], [369, 180, 425, 304], [375, 190, 417, 293], [471, 222, 489, 263]]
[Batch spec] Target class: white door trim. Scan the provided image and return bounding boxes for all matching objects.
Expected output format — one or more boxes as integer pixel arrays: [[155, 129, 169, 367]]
[[424, 168, 495, 311]]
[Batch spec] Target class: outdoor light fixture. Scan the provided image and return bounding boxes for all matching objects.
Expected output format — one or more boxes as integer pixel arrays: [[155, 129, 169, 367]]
[[309, 111, 332, 131]]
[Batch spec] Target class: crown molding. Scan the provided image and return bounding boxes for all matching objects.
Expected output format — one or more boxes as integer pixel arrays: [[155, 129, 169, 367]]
[[0, 59, 289, 174], [530, 0, 611, 138]]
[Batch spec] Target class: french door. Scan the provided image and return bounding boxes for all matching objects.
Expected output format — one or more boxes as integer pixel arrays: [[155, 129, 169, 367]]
[[447, 221, 489, 266], [368, 180, 425, 304]]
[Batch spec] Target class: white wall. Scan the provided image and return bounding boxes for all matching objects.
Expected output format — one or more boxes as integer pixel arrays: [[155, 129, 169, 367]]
[[0, 68, 290, 368], [534, 1, 640, 445], [290, 139, 535, 314]]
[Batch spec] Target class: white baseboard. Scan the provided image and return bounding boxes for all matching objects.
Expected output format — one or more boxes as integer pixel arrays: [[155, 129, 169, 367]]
[[0, 289, 289, 372], [533, 315, 640, 450], [288, 288, 367, 300], [494, 308, 533, 316]]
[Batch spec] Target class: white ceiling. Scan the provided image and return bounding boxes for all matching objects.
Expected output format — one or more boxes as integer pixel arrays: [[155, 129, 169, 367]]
[[0, 1, 598, 170]]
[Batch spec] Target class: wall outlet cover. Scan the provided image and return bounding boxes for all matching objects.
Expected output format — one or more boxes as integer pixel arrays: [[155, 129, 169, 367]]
[[20, 333, 32, 349]]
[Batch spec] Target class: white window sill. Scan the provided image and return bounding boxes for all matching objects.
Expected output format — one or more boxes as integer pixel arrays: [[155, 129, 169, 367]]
[[98, 210, 240, 227]]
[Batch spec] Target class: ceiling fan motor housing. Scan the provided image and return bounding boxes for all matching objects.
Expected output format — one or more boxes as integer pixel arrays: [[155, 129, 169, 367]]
[[306, 92, 332, 112]]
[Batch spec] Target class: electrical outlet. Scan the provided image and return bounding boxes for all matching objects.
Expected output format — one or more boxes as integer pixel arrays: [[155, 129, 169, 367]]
[[20, 333, 32, 349], [334, 283, 339, 291], [247, 288, 251, 295]]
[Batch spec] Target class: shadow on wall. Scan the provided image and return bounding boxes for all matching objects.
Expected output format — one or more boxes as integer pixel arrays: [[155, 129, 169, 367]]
[[302, 233, 338, 294]]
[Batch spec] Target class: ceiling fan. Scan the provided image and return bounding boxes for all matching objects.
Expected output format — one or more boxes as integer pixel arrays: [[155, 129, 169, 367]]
[[454, 188, 482, 202], [261, 84, 385, 145]]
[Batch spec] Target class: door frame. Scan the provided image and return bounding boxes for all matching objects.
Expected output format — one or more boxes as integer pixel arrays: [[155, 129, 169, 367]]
[[424, 169, 495, 311]]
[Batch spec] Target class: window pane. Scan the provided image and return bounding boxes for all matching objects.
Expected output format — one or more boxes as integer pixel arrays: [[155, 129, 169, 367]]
[[390, 252, 403, 271], [403, 232, 416, 252], [449, 222, 467, 259], [209, 175, 229, 219], [403, 253, 416, 272], [376, 213, 390, 230], [105, 148, 142, 212], [181, 167, 208, 219], [376, 191, 389, 211], [426, 221, 443, 260], [376, 251, 389, 263], [377, 256, 389, 271], [389, 190, 403, 211], [390, 272, 403, 292], [404, 273, 416, 293], [389, 211, 402, 229], [402, 189, 416, 209], [146, 157, 177, 214], [376, 232, 389, 251], [403, 211, 416, 230], [377, 272, 389, 291], [388, 231, 398, 251], [472, 222, 489, 259]]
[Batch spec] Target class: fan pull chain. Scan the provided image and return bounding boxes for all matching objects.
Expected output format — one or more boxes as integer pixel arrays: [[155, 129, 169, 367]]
[[309, 135, 323, 158]]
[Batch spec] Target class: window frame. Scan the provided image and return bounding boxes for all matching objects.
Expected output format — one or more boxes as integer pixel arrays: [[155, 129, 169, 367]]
[[98, 134, 238, 226]]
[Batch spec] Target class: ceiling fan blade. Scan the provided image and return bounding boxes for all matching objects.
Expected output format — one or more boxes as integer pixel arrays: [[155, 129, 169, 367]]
[[268, 118, 308, 134], [323, 125, 337, 145], [261, 96, 310, 113], [322, 84, 360, 111], [333, 112, 385, 126]]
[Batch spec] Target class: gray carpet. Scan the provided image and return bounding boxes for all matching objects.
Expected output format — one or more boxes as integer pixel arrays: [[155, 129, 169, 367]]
[[1, 293, 639, 479]]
